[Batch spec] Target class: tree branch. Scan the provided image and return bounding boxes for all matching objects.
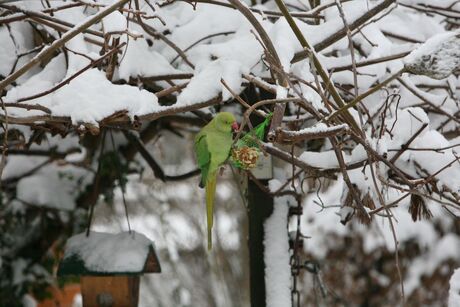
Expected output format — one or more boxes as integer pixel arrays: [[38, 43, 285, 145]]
[[0, 0, 130, 92]]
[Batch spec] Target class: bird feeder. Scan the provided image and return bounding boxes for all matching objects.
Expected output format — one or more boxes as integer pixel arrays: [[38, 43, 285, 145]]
[[58, 231, 161, 307]]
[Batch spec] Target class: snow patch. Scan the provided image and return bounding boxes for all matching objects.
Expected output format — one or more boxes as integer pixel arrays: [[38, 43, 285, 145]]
[[16, 165, 89, 210], [4, 66, 159, 125], [176, 59, 245, 104], [405, 234, 460, 295], [449, 268, 460, 307], [117, 39, 182, 81], [405, 32, 460, 79], [264, 185, 291, 307], [102, 10, 127, 34], [64, 231, 154, 273]]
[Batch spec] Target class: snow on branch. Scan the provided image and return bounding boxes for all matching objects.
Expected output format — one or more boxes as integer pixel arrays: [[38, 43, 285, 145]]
[[275, 123, 348, 143], [0, 93, 221, 132], [291, 0, 397, 63], [0, 0, 131, 92], [404, 31, 460, 80]]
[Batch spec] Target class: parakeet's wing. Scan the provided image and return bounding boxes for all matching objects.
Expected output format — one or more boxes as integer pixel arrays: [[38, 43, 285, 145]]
[[194, 133, 211, 188]]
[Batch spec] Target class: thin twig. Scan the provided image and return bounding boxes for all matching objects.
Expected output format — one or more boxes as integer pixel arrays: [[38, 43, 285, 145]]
[[0, 97, 8, 188], [273, 0, 361, 134], [291, 0, 397, 63]]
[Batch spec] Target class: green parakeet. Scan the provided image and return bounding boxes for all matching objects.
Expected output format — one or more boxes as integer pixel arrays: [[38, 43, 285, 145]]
[[194, 112, 238, 250]]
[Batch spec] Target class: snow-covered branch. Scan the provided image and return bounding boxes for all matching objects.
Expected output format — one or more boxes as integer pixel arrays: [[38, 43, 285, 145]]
[[0, 0, 130, 91]]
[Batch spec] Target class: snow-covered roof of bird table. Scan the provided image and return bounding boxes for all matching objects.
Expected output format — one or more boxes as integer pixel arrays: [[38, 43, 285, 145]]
[[58, 231, 161, 276]]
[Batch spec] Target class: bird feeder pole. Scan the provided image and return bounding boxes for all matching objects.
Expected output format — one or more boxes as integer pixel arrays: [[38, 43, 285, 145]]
[[248, 178, 273, 307]]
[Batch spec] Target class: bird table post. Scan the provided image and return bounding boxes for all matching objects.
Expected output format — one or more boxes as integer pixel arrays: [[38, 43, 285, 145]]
[[57, 231, 161, 307], [248, 154, 273, 307]]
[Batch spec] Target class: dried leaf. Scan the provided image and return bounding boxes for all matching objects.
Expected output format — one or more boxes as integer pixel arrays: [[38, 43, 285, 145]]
[[362, 192, 376, 210], [409, 194, 433, 221], [341, 189, 372, 225], [356, 207, 372, 225]]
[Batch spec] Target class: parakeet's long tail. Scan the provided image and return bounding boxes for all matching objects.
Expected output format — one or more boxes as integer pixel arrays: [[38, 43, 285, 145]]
[[205, 173, 217, 250]]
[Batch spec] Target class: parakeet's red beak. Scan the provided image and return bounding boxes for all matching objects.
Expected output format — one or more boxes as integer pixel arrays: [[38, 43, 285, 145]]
[[232, 121, 239, 132]]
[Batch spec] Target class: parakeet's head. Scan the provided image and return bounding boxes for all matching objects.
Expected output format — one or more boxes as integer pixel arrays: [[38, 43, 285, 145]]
[[214, 112, 238, 133]]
